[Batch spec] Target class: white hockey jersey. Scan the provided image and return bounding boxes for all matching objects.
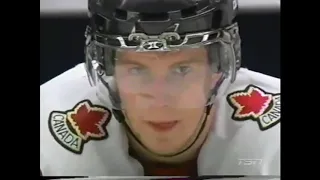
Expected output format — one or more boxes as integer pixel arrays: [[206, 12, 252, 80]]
[[40, 63, 280, 177]]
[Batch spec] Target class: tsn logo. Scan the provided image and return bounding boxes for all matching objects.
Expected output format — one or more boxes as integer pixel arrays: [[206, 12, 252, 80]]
[[238, 159, 263, 166]]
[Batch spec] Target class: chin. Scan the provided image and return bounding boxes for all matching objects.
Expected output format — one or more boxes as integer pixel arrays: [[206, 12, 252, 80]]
[[149, 146, 178, 155], [145, 140, 183, 155]]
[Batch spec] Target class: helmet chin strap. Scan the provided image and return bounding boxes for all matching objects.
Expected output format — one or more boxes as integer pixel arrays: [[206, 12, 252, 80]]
[[113, 103, 214, 163], [109, 75, 225, 163]]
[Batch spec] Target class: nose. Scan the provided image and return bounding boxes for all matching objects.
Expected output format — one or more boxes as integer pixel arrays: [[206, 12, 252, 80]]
[[140, 77, 174, 106]]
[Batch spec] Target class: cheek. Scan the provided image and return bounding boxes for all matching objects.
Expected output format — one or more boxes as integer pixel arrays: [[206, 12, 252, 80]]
[[182, 72, 222, 103], [178, 78, 212, 108], [181, 109, 204, 132], [116, 77, 142, 107], [116, 76, 137, 95], [118, 89, 137, 110], [117, 84, 146, 123]]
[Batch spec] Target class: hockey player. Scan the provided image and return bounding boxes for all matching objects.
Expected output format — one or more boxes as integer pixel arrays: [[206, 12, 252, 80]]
[[40, 0, 280, 177]]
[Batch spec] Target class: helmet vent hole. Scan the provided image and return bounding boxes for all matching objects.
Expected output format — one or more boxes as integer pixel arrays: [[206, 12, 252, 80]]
[[211, 10, 222, 28], [181, 6, 197, 18], [114, 9, 128, 20], [139, 12, 169, 21]]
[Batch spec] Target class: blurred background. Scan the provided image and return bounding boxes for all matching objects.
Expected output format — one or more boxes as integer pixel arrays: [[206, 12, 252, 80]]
[[40, 0, 280, 85]]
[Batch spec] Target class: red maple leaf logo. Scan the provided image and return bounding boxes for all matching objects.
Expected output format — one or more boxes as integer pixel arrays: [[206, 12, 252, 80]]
[[228, 86, 273, 119], [67, 100, 110, 140]]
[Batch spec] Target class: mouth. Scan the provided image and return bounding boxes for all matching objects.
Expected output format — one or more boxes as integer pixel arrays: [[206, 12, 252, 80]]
[[146, 120, 179, 132]]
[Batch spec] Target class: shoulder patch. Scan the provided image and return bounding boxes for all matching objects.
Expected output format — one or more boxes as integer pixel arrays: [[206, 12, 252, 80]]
[[226, 85, 280, 131], [48, 100, 112, 154]]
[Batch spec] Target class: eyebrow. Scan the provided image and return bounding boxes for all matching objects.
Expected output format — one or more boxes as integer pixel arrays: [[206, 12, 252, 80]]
[[116, 58, 206, 67]]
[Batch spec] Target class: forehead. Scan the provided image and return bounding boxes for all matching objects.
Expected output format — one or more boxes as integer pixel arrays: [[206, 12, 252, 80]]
[[116, 47, 208, 62]]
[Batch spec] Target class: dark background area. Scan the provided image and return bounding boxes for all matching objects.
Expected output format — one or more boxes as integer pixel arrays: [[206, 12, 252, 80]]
[[40, 12, 280, 85]]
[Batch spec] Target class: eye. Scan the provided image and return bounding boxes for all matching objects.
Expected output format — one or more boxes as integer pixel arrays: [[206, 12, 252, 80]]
[[128, 66, 146, 75], [172, 65, 191, 76]]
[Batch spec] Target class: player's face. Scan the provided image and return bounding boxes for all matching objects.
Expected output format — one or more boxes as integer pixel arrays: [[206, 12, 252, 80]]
[[114, 47, 221, 154]]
